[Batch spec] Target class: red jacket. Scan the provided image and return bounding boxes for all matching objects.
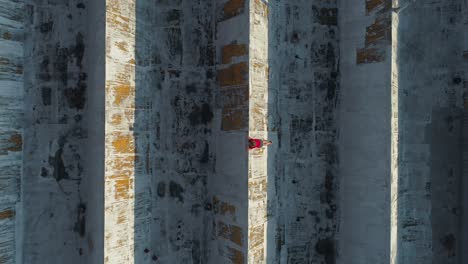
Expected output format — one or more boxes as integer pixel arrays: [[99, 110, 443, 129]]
[[248, 138, 263, 149]]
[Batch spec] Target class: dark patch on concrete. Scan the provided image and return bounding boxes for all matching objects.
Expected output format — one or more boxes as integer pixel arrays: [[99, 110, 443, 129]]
[[169, 181, 184, 202], [191, 240, 201, 263], [166, 9, 181, 26], [74, 114, 82, 122], [157, 182, 166, 197], [73, 203, 86, 237], [312, 7, 338, 26], [315, 238, 336, 264], [54, 46, 69, 85], [64, 72, 87, 109], [166, 28, 182, 66], [39, 21, 54, 34], [186, 83, 197, 94], [38, 57, 51, 81], [41, 167, 48, 178], [41, 87, 52, 106], [452, 77, 462, 85], [74, 32, 85, 68], [441, 234, 456, 256], [402, 217, 422, 228], [321, 169, 337, 220], [204, 202, 212, 211], [199, 141, 209, 163], [311, 42, 337, 69], [188, 103, 213, 126], [291, 31, 300, 44], [50, 147, 68, 181], [76, 3, 85, 9], [319, 142, 338, 164]]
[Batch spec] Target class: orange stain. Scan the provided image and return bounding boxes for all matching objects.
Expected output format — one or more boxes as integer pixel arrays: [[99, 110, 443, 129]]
[[222, 0, 245, 20], [115, 41, 129, 52], [218, 62, 248, 87], [0, 209, 14, 219], [111, 133, 134, 154], [111, 114, 122, 125], [113, 84, 134, 106], [222, 44, 247, 64]]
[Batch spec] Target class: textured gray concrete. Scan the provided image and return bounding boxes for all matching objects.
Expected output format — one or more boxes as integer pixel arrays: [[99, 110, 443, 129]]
[[267, 0, 340, 263], [22, 0, 100, 262], [338, 1, 391, 263], [1, 0, 467, 263], [0, 1, 24, 263], [394, 0, 464, 263], [133, 0, 216, 262]]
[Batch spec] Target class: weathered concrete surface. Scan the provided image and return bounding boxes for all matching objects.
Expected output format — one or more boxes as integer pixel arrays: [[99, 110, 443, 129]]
[[267, 0, 340, 263], [210, 0, 249, 263], [463, 1, 468, 263], [22, 0, 100, 263], [339, 0, 391, 263], [84, 0, 105, 263], [0, 1, 24, 263], [1, 0, 466, 263], [248, 0, 269, 263], [393, 0, 464, 263]]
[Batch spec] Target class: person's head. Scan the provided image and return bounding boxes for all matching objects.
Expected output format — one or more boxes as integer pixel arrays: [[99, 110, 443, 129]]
[[249, 139, 256, 148]]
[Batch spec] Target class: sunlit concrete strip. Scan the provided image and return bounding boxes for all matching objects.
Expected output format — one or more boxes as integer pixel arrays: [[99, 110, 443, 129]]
[[390, 2, 399, 262], [104, 0, 137, 263], [248, 0, 269, 263], [0, 1, 24, 263]]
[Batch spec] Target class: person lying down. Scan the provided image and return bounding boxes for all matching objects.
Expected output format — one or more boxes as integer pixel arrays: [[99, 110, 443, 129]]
[[248, 137, 272, 150]]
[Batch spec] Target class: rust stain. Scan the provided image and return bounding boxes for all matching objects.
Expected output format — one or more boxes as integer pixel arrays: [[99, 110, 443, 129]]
[[222, 108, 248, 131], [107, 13, 131, 33], [315, 7, 337, 26], [249, 224, 264, 249], [251, 247, 264, 263], [128, 58, 136, 65], [107, 0, 122, 14], [114, 177, 133, 200], [248, 178, 267, 201], [365, 17, 390, 46], [356, 47, 385, 64], [213, 196, 237, 218], [222, 0, 245, 21], [228, 247, 244, 264], [2, 132, 22, 152], [251, 106, 266, 131], [115, 41, 129, 52], [112, 84, 134, 106], [111, 133, 134, 154], [218, 62, 248, 87], [0, 209, 14, 220], [0, 57, 9, 65], [2, 32, 12, 40], [111, 114, 123, 125], [116, 212, 128, 224], [366, 0, 391, 14], [218, 221, 243, 246], [222, 44, 247, 64], [357, 2, 390, 65], [108, 155, 135, 171], [254, 0, 268, 17]]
